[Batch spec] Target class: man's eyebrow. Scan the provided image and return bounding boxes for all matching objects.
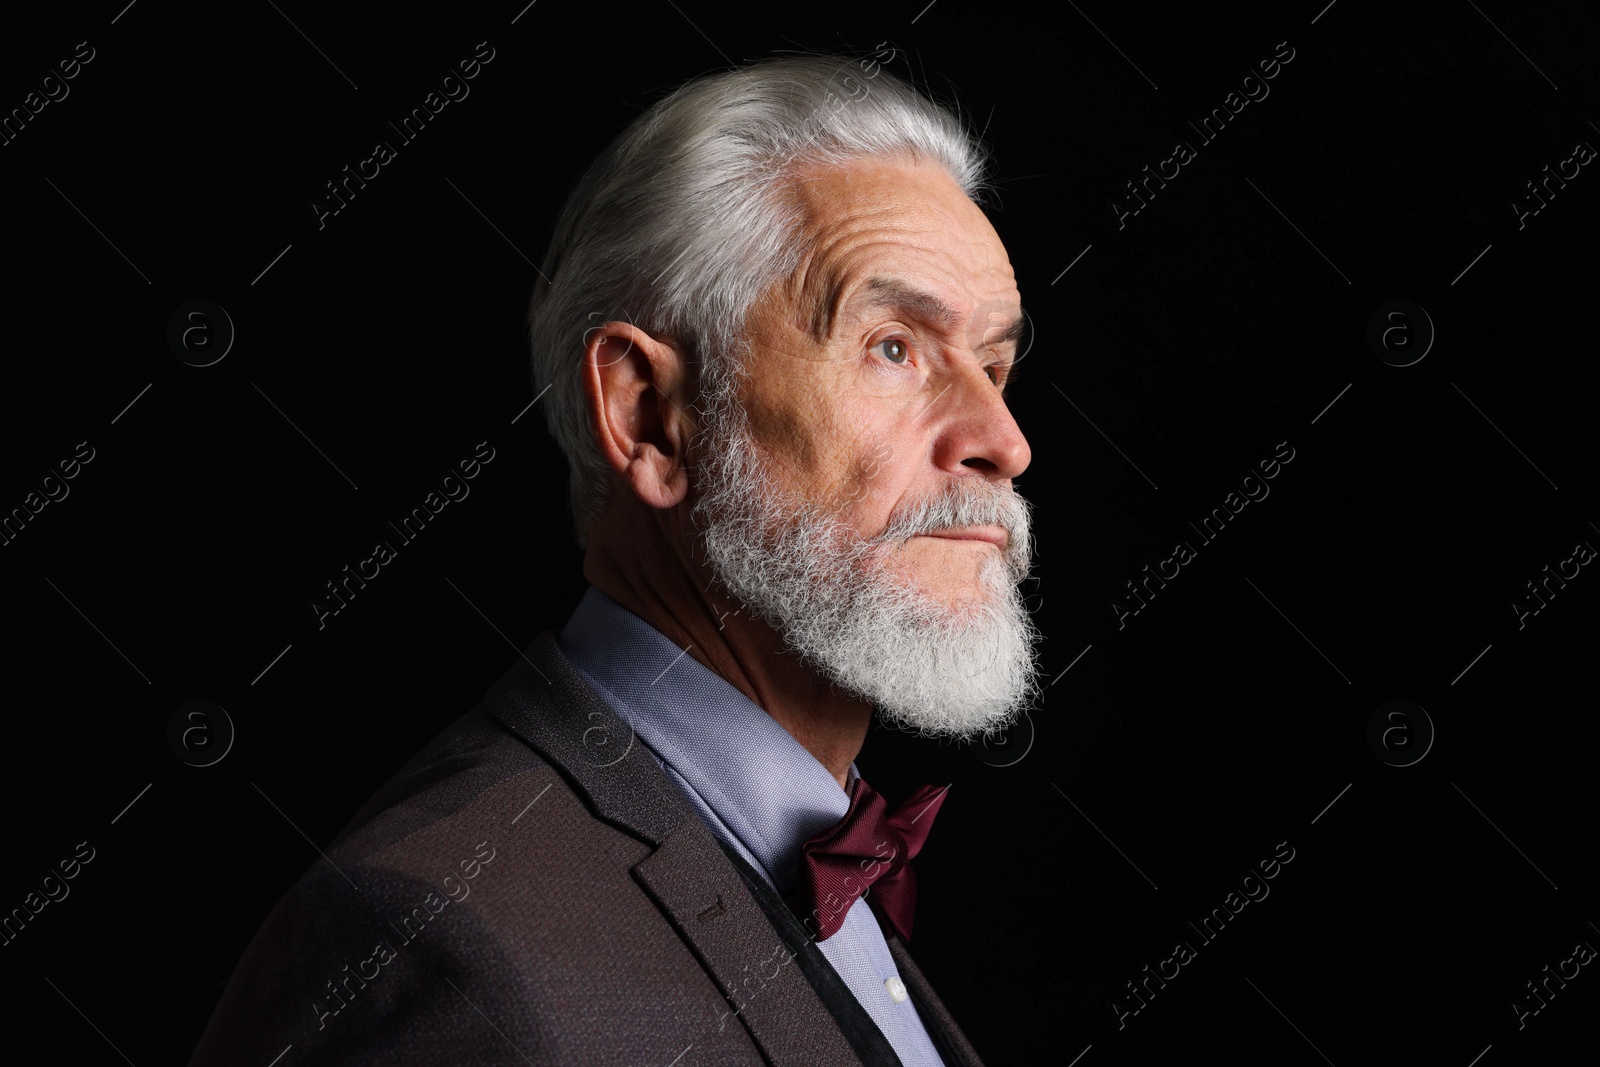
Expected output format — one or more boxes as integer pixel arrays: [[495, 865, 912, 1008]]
[[820, 276, 1025, 350], [852, 277, 965, 335], [990, 315, 1027, 347]]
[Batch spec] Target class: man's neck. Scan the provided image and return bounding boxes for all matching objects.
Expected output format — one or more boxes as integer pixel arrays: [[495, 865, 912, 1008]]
[[582, 499, 869, 791]]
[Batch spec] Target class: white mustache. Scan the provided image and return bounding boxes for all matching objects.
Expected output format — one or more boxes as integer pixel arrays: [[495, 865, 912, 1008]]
[[872, 482, 1035, 580]]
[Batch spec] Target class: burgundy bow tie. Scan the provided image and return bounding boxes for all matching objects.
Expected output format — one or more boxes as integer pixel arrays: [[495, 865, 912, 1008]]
[[796, 777, 949, 944]]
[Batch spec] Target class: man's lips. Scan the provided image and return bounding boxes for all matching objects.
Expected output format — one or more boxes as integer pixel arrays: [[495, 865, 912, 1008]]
[[918, 525, 1007, 549]]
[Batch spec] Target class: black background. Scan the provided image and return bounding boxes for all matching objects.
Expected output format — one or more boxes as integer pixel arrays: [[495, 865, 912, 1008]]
[[1, 1, 1596, 1063]]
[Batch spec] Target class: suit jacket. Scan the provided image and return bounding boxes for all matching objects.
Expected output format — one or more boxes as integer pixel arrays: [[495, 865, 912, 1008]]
[[189, 629, 988, 1066]]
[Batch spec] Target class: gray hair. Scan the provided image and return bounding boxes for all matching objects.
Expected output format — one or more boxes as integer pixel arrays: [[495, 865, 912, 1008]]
[[525, 52, 993, 548]]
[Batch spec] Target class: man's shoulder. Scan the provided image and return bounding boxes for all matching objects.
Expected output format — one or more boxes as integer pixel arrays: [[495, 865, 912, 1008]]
[[326, 700, 554, 867], [188, 646, 712, 1065], [321, 642, 660, 883]]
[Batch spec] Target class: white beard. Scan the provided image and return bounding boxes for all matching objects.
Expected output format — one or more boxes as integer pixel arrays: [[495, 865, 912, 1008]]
[[688, 370, 1044, 741]]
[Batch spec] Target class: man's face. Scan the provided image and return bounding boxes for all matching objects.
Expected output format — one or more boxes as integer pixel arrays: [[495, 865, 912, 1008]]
[[689, 155, 1043, 739]]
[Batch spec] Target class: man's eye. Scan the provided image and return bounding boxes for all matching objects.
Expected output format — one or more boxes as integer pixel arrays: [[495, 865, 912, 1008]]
[[874, 338, 910, 364]]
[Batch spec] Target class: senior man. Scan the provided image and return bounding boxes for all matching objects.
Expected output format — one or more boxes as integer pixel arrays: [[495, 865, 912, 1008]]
[[191, 53, 1041, 1066]]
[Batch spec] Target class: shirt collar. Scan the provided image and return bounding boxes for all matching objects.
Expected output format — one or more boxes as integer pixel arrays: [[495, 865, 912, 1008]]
[[556, 585, 855, 893]]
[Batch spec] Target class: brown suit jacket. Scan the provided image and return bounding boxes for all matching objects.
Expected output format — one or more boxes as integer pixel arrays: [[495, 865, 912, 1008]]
[[189, 629, 988, 1066]]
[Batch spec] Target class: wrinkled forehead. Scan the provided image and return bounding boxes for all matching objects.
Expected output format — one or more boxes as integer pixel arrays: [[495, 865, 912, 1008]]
[[770, 158, 1020, 346]]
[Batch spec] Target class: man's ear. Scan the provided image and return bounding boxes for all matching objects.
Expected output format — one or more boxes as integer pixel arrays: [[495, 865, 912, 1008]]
[[581, 321, 698, 510]]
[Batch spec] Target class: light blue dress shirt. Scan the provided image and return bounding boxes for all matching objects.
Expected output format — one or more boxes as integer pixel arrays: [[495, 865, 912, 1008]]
[[558, 585, 948, 1066]]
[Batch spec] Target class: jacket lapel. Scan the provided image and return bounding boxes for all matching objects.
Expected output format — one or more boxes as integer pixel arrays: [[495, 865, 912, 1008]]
[[715, 841, 908, 1066], [485, 630, 872, 1066]]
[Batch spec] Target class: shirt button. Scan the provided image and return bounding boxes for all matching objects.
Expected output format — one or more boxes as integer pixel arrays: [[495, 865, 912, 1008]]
[[885, 976, 909, 1003]]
